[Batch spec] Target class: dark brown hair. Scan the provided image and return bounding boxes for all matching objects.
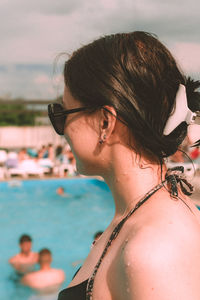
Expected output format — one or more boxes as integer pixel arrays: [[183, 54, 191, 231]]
[[64, 31, 200, 161], [39, 248, 52, 264], [19, 234, 32, 244], [39, 248, 51, 256]]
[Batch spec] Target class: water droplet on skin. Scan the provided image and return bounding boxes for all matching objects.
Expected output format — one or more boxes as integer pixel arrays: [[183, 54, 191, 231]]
[[125, 239, 128, 243]]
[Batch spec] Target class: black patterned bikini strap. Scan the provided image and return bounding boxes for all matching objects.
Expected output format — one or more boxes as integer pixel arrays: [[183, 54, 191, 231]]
[[86, 166, 194, 299], [86, 180, 166, 300]]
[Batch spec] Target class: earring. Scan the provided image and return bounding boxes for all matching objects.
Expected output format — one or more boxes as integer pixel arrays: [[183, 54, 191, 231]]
[[99, 134, 106, 144], [99, 139, 104, 144]]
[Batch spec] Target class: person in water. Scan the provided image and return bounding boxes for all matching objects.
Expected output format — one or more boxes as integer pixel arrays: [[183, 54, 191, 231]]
[[56, 187, 65, 196], [9, 234, 39, 275], [21, 248, 65, 294], [91, 231, 103, 248], [48, 31, 200, 299], [56, 186, 71, 198]]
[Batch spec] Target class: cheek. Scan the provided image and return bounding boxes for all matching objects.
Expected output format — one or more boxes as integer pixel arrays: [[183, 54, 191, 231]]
[[64, 119, 98, 168]]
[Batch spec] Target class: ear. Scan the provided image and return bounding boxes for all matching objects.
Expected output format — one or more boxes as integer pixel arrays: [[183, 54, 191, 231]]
[[99, 106, 117, 141]]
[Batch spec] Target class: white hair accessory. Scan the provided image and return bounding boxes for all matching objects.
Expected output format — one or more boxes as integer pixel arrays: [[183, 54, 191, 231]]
[[163, 84, 200, 135]]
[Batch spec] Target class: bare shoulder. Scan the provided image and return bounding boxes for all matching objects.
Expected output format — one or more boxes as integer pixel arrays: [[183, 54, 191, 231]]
[[21, 271, 35, 285], [128, 192, 200, 253], [9, 253, 19, 263], [54, 268, 65, 278], [122, 218, 200, 268], [123, 196, 200, 264], [116, 208, 200, 300], [58, 269, 65, 281]]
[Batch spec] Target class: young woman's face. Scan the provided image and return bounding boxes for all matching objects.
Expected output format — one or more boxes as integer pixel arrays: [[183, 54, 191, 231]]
[[62, 86, 101, 175]]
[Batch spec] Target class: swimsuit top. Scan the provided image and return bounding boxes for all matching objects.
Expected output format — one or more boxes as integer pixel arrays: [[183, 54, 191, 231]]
[[57, 167, 193, 300], [58, 279, 88, 300]]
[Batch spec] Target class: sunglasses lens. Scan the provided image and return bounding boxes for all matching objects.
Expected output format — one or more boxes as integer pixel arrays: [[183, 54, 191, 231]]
[[48, 104, 66, 135]]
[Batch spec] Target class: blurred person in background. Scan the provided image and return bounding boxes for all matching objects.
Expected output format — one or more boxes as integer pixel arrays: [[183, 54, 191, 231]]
[[56, 186, 65, 196], [38, 145, 47, 159], [91, 231, 103, 248], [93, 231, 103, 242], [18, 148, 29, 162], [56, 186, 70, 197], [21, 248, 65, 295], [5, 151, 18, 169], [9, 234, 38, 275], [47, 143, 55, 161]]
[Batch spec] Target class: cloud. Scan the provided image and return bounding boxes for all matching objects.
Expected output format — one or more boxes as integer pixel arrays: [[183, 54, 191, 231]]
[[171, 42, 200, 74], [0, 0, 200, 64], [0, 0, 83, 16], [34, 74, 50, 85], [0, 0, 200, 98], [0, 64, 58, 99]]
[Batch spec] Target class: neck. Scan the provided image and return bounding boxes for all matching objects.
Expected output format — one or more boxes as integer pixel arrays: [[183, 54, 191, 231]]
[[21, 251, 30, 257], [40, 264, 51, 271], [103, 145, 165, 220]]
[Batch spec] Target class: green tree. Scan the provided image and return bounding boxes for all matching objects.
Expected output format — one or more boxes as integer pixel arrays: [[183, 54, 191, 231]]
[[0, 102, 41, 126]]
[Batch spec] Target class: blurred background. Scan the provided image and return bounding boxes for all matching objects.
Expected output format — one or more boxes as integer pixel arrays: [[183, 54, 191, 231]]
[[0, 0, 200, 99], [0, 0, 199, 161], [0, 0, 199, 190], [0, 1, 199, 299], [0, 0, 200, 140]]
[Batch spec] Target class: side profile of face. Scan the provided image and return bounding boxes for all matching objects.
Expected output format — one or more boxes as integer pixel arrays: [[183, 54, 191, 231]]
[[20, 241, 32, 254], [63, 86, 105, 175]]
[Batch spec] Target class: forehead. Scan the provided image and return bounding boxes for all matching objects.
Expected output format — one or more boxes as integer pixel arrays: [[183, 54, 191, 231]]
[[20, 241, 31, 245]]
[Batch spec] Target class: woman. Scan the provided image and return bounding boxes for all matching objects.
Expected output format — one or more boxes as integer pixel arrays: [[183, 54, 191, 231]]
[[48, 31, 200, 299]]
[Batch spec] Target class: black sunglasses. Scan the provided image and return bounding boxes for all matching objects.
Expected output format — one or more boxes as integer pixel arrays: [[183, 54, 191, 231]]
[[48, 103, 127, 136], [48, 103, 91, 135]]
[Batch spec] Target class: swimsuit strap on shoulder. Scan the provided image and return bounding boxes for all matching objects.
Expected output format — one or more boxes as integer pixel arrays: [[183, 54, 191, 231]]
[[86, 180, 166, 300], [86, 166, 194, 299]]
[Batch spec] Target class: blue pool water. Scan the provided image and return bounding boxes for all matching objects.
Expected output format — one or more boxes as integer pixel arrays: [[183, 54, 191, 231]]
[[0, 178, 114, 300]]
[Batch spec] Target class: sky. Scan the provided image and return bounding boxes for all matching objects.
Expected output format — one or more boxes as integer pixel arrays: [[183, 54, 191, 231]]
[[0, 0, 200, 99]]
